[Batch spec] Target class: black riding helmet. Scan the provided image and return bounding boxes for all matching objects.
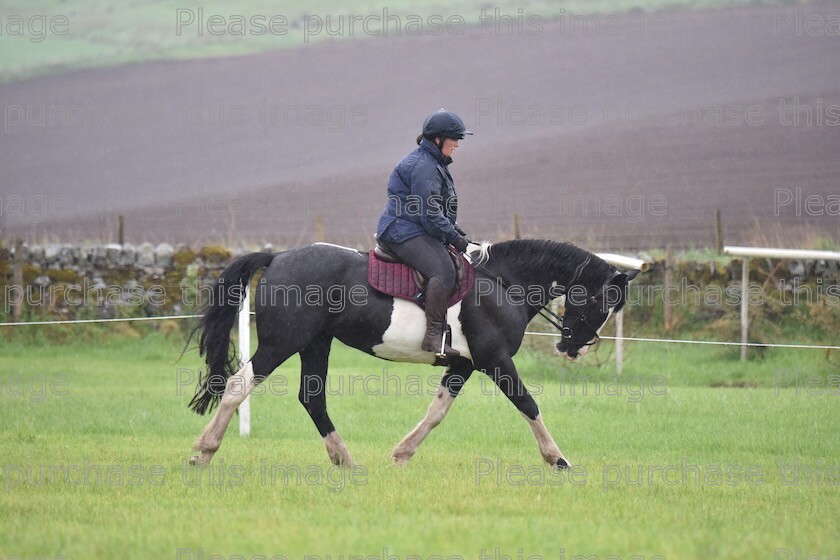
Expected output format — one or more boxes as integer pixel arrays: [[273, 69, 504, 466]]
[[422, 109, 474, 140]]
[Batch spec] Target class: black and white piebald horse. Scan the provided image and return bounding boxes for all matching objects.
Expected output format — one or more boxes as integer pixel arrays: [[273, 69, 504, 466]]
[[187, 239, 638, 468]]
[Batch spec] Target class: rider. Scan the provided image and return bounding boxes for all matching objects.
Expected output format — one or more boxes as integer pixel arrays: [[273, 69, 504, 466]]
[[375, 109, 473, 359]]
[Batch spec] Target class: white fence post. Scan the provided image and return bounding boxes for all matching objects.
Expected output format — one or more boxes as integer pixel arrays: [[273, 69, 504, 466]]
[[740, 257, 749, 362], [238, 288, 251, 437], [615, 309, 624, 375]]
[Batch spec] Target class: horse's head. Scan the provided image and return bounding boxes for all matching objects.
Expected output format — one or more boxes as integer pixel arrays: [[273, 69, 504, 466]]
[[555, 269, 639, 360]]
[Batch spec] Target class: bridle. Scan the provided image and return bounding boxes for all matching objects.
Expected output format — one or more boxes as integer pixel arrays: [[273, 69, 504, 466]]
[[560, 298, 606, 349], [465, 253, 607, 350]]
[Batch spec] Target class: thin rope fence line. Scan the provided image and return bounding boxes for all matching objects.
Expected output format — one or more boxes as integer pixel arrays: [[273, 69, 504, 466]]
[[1, 315, 836, 351], [523, 331, 840, 351], [0, 314, 202, 326]]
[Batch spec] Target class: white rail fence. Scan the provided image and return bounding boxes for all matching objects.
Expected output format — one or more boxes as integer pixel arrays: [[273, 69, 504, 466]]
[[723, 246, 840, 361]]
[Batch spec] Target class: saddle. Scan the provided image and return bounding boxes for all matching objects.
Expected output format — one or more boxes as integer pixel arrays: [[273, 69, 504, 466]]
[[368, 242, 474, 307]]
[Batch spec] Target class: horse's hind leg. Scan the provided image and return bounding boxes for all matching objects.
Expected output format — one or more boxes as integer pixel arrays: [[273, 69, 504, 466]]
[[392, 358, 474, 466], [298, 334, 354, 467], [191, 345, 292, 465], [190, 361, 256, 465]]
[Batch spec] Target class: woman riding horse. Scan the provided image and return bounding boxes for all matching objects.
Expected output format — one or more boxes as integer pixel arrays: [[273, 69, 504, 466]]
[[375, 109, 473, 359]]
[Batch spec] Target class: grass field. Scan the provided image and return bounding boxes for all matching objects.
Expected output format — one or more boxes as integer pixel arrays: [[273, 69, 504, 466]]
[[1, 326, 837, 559], [0, 0, 810, 82]]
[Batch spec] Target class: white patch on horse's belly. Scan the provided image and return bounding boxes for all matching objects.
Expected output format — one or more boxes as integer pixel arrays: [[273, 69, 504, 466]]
[[372, 300, 471, 363]]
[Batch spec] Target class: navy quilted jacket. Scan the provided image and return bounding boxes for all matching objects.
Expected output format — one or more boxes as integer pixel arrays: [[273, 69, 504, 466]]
[[375, 138, 460, 244]]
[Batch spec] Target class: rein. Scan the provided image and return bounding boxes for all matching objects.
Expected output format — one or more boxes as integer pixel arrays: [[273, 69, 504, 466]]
[[465, 251, 603, 347], [464, 254, 566, 331]]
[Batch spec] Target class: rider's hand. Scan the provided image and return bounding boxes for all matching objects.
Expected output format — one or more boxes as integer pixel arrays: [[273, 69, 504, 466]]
[[454, 224, 472, 244], [452, 236, 470, 253]]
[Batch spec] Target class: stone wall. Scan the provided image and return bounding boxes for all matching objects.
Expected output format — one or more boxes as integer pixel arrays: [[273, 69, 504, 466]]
[[0, 242, 253, 320], [1, 242, 837, 322], [639, 255, 840, 286]]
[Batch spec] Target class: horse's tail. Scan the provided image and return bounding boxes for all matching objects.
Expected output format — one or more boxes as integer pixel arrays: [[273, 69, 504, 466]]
[[187, 252, 275, 415]]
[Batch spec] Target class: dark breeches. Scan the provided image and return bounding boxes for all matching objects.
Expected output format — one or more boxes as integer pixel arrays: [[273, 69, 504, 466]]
[[381, 235, 456, 289]]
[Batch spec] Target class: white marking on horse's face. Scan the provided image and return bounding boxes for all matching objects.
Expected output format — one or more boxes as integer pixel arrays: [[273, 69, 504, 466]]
[[597, 307, 615, 335], [372, 300, 471, 363]]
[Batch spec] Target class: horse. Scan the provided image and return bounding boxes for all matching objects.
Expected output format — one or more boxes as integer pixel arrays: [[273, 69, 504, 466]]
[[186, 239, 639, 469]]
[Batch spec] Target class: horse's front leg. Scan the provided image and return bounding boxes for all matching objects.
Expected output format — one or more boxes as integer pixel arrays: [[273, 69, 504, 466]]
[[392, 358, 474, 465], [482, 356, 570, 469]]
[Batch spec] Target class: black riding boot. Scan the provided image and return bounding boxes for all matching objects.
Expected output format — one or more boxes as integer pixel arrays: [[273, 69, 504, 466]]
[[421, 277, 461, 359]]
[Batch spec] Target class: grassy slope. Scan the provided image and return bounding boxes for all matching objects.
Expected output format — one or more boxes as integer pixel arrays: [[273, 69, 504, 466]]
[[0, 331, 837, 558], [0, 0, 806, 82]]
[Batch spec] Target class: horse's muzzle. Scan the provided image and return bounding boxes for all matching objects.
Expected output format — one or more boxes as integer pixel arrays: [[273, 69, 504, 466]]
[[556, 341, 593, 361], [555, 341, 578, 360]]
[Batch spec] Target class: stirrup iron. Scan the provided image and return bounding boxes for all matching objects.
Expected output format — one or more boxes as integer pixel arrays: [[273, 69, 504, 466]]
[[437, 334, 448, 360]]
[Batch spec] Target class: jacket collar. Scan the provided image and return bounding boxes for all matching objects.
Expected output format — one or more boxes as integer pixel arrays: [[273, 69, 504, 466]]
[[419, 138, 453, 166]]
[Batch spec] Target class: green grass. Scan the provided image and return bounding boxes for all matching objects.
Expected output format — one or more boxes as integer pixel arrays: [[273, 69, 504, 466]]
[[0, 0, 810, 82], [1, 329, 838, 559]]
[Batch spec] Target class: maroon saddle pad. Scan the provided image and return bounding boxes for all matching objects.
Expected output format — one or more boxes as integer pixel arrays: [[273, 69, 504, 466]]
[[367, 248, 475, 307]]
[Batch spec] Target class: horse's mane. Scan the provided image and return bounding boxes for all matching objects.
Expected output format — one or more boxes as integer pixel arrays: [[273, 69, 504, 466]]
[[482, 239, 616, 287]]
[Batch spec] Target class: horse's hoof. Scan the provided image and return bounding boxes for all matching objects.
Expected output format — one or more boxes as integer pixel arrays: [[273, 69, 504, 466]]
[[328, 454, 356, 468], [391, 448, 414, 466], [189, 453, 210, 465], [554, 457, 570, 470]]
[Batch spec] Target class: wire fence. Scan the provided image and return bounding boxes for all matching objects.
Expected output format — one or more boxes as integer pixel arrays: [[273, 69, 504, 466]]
[[2, 313, 838, 351], [0, 314, 202, 326], [4, 308, 836, 438]]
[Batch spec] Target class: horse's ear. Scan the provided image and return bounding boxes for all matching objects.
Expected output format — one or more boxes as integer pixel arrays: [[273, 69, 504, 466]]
[[609, 271, 629, 286], [608, 269, 639, 289]]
